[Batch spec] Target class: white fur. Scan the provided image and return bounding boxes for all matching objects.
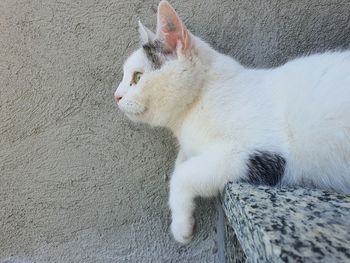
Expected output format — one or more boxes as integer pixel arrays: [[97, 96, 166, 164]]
[[115, 1, 350, 243], [138, 21, 156, 44]]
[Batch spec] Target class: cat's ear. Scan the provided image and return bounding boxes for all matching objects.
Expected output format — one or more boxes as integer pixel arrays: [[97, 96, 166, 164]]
[[156, 1, 191, 55], [138, 21, 156, 44]]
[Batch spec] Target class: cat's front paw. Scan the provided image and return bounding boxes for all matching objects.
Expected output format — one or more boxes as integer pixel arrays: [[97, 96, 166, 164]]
[[170, 216, 195, 244]]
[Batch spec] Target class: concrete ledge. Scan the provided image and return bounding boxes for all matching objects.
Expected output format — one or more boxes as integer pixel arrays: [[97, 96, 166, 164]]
[[222, 182, 350, 263]]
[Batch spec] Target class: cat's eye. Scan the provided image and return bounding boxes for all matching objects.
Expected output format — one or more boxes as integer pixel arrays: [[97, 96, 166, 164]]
[[132, 71, 143, 85]]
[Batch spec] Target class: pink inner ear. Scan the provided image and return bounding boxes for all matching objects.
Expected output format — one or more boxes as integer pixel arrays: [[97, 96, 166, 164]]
[[157, 1, 190, 52]]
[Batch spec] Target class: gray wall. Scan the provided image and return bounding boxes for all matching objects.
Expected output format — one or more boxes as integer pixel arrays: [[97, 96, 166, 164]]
[[1, 0, 349, 262]]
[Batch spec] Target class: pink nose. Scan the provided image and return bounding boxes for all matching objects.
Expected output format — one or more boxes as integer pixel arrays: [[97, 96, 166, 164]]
[[115, 96, 122, 103]]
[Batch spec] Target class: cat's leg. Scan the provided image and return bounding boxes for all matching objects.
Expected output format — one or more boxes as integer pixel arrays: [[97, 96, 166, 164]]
[[169, 149, 245, 243], [165, 148, 186, 182], [175, 148, 186, 167]]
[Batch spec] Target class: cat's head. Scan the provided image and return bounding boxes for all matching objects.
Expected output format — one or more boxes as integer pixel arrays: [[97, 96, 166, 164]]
[[114, 1, 207, 128]]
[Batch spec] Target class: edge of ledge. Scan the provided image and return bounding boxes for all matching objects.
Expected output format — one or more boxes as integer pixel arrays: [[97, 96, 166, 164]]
[[222, 182, 350, 263]]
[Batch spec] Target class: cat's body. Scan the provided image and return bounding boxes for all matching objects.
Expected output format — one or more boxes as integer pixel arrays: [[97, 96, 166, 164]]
[[115, 1, 350, 243], [180, 49, 350, 192]]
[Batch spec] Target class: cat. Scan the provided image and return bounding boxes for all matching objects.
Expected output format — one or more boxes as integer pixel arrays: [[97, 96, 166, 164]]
[[114, 0, 350, 243]]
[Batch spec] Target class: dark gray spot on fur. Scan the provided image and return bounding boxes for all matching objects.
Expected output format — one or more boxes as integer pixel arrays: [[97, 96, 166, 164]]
[[165, 17, 177, 32], [244, 151, 286, 186], [142, 40, 168, 69]]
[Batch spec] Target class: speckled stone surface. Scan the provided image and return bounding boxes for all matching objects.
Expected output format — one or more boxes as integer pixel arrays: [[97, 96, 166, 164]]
[[224, 219, 247, 263], [223, 182, 350, 263]]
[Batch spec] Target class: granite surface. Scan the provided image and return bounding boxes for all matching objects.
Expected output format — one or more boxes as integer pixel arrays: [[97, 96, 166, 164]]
[[223, 182, 350, 263], [224, 219, 247, 263]]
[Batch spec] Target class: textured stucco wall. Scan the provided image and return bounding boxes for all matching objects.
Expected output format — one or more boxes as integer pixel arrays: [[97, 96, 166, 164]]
[[0, 0, 349, 262]]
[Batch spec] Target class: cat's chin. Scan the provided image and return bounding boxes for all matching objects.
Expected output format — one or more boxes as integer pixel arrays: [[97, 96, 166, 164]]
[[124, 110, 147, 123]]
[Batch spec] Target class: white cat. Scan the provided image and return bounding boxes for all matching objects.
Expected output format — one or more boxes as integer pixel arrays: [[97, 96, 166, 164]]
[[115, 0, 350, 243]]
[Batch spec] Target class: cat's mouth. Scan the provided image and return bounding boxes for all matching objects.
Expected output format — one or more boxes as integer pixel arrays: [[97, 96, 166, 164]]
[[123, 108, 148, 123], [120, 103, 147, 118]]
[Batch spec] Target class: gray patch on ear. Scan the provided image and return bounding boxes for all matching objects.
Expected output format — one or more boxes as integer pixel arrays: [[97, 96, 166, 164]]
[[165, 17, 176, 32], [142, 40, 170, 69]]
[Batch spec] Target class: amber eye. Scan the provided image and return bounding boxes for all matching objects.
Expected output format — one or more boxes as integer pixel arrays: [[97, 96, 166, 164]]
[[132, 71, 143, 85]]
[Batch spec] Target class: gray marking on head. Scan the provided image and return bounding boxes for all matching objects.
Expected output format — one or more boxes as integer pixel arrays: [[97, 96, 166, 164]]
[[142, 40, 170, 69]]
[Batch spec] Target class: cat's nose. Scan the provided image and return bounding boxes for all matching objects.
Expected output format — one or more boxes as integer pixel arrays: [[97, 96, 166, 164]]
[[115, 95, 122, 104]]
